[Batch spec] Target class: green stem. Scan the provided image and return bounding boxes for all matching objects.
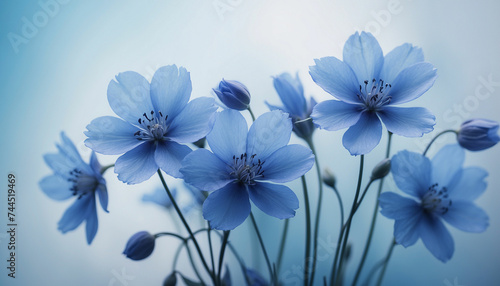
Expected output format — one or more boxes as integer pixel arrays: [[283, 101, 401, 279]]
[[334, 155, 364, 286], [157, 170, 214, 283], [248, 107, 256, 121], [276, 218, 290, 275], [207, 223, 216, 283], [301, 175, 312, 286], [307, 138, 324, 286], [375, 240, 396, 286], [100, 164, 114, 174], [165, 233, 206, 286], [354, 179, 375, 213], [217, 231, 231, 285], [422, 129, 457, 156], [250, 212, 274, 284], [352, 132, 392, 286], [332, 186, 345, 231]]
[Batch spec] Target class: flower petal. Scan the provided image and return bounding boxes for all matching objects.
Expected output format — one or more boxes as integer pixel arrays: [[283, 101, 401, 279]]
[[115, 142, 158, 184], [58, 195, 93, 233], [431, 144, 464, 187], [180, 149, 232, 192], [107, 71, 153, 124], [260, 144, 314, 183], [391, 150, 431, 198], [419, 214, 454, 262], [380, 43, 424, 83], [203, 183, 250, 230], [39, 175, 73, 201], [96, 185, 108, 212], [342, 112, 382, 155], [85, 116, 142, 155], [379, 192, 421, 220], [388, 62, 438, 105], [442, 201, 489, 233], [207, 110, 248, 164], [343, 32, 383, 84], [378, 106, 435, 137], [309, 57, 360, 104], [447, 167, 488, 201], [150, 65, 191, 122], [167, 97, 218, 143], [273, 73, 306, 117], [154, 141, 192, 178], [85, 198, 98, 244], [394, 214, 422, 247], [248, 182, 299, 219], [311, 100, 362, 131], [247, 110, 292, 161]]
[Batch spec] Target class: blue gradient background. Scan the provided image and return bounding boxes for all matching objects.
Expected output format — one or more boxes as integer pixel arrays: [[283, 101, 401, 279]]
[[1, 0, 499, 285]]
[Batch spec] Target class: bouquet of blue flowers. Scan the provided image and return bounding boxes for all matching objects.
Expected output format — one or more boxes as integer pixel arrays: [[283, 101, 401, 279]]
[[40, 32, 499, 286]]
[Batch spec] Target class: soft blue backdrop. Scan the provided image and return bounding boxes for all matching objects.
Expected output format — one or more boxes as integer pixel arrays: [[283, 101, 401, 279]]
[[1, 0, 499, 285]]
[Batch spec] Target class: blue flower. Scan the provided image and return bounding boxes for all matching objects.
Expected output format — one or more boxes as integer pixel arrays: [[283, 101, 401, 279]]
[[244, 268, 268, 286], [458, 119, 500, 151], [39, 132, 107, 244], [123, 231, 155, 260], [309, 32, 437, 155], [379, 144, 489, 262], [85, 65, 218, 184], [180, 110, 315, 230], [142, 187, 177, 209], [266, 72, 317, 140], [214, 79, 251, 110]]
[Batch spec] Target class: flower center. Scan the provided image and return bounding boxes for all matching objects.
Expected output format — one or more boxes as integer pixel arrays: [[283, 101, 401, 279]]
[[68, 168, 99, 199], [421, 183, 452, 215], [357, 79, 392, 111], [134, 110, 169, 141], [230, 153, 265, 185]]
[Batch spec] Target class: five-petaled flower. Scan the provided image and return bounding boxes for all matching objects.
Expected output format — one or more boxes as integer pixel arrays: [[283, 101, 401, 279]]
[[379, 144, 489, 262], [39, 132, 108, 244], [180, 110, 315, 230], [85, 65, 218, 184], [309, 32, 437, 155], [267, 72, 317, 140]]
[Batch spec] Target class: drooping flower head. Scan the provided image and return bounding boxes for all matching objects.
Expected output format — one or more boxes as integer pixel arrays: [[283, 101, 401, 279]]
[[267, 72, 317, 140], [310, 32, 437, 155], [123, 231, 156, 260], [457, 119, 500, 151], [39, 132, 108, 244], [180, 110, 315, 230], [379, 144, 489, 262], [142, 187, 177, 210], [85, 65, 218, 184], [214, 79, 251, 110]]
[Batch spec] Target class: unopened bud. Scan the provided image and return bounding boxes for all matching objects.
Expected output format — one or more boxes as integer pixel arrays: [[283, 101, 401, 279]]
[[371, 158, 391, 180], [323, 168, 336, 188], [163, 272, 177, 286]]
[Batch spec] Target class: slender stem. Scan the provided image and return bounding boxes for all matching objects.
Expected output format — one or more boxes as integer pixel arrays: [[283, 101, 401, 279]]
[[166, 234, 206, 286], [422, 129, 457, 156], [154, 232, 185, 240], [352, 132, 393, 286], [354, 179, 375, 212], [276, 218, 290, 275], [250, 212, 274, 284], [157, 170, 214, 282], [329, 222, 346, 286], [307, 138, 324, 286], [100, 164, 114, 174], [248, 107, 256, 121], [332, 186, 345, 231], [375, 240, 396, 286], [334, 155, 364, 286], [185, 240, 207, 285], [217, 231, 231, 285], [207, 223, 216, 282], [301, 175, 312, 286]]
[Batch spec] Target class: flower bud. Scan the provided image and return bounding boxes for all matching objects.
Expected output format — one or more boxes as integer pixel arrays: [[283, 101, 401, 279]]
[[123, 231, 155, 260], [163, 272, 177, 286], [458, 119, 500, 151], [371, 158, 391, 180], [213, 79, 251, 110], [323, 168, 336, 188]]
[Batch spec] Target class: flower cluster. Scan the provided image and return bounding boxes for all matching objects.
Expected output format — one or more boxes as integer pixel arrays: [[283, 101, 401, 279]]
[[39, 32, 498, 285]]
